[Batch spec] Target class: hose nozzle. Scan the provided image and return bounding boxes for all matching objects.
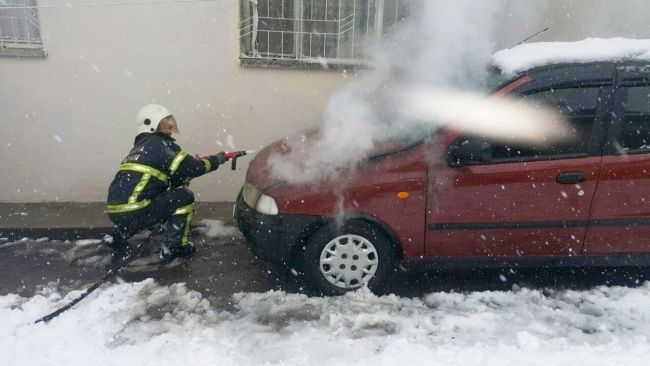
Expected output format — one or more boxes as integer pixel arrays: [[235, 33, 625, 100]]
[[228, 150, 253, 170]]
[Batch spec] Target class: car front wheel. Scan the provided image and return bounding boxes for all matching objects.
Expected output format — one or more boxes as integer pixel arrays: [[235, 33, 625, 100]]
[[302, 220, 395, 295]]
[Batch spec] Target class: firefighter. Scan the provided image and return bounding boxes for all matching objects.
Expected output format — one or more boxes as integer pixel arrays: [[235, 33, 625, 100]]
[[104, 104, 236, 263]]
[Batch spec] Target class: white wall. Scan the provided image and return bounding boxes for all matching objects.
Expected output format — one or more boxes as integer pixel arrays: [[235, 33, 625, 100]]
[[0, 0, 349, 202], [539, 0, 650, 42], [3, 0, 650, 203]]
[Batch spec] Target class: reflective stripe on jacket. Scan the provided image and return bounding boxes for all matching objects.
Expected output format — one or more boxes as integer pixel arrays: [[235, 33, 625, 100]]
[[106, 133, 222, 213]]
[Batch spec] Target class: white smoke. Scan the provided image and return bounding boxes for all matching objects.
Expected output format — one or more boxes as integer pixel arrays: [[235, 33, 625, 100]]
[[403, 89, 569, 145], [269, 0, 550, 184]]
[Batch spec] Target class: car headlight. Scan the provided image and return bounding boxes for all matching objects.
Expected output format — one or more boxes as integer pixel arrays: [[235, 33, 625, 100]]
[[242, 182, 261, 208], [256, 194, 279, 215], [241, 182, 279, 215]]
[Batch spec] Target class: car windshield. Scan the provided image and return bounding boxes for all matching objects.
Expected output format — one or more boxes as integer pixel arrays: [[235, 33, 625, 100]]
[[285, 125, 433, 160], [368, 125, 437, 158]]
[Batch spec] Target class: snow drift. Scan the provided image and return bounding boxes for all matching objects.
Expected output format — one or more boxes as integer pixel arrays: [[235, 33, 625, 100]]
[[196, 219, 241, 239], [2, 279, 650, 366]]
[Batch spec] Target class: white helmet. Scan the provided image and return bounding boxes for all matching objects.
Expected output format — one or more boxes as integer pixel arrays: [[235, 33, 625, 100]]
[[136, 104, 172, 134]]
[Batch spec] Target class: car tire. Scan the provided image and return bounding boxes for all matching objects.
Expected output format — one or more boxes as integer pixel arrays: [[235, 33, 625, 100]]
[[302, 220, 396, 296]]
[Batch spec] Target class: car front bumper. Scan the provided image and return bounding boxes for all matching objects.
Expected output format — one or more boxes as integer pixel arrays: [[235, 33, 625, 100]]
[[235, 193, 320, 267]]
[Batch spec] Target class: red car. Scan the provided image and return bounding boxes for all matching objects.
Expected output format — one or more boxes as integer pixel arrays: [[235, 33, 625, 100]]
[[236, 60, 650, 295]]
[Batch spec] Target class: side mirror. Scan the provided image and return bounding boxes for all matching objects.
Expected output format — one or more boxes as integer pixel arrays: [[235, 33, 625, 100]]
[[447, 138, 492, 167]]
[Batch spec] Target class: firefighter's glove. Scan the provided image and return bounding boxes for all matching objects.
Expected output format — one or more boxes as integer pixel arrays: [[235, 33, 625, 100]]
[[216, 151, 239, 164], [214, 152, 229, 164]]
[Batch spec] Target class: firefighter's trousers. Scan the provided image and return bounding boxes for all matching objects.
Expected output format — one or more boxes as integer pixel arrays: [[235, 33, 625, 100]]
[[108, 186, 195, 249]]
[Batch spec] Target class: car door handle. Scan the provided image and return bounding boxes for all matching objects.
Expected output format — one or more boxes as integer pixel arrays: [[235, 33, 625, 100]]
[[556, 172, 586, 184]]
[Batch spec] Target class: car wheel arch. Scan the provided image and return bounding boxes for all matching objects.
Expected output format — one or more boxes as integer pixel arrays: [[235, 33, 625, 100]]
[[290, 213, 404, 271]]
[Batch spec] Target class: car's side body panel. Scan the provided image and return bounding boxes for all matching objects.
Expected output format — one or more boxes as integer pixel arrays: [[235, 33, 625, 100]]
[[584, 67, 650, 254], [425, 142, 602, 257], [586, 154, 650, 253], [266, 146, 428, 258], [423, 64, 616, 258]]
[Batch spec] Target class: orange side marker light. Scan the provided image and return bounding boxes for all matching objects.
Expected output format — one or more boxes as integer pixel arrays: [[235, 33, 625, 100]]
[[397, 192, 410, 200]]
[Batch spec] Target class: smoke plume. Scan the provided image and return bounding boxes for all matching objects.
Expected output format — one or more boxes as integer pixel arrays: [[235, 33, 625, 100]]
[[269, 0, 551, 184]]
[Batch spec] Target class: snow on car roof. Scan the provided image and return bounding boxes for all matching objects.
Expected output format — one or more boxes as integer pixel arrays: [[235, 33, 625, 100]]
[[492, 38, 650, 75]]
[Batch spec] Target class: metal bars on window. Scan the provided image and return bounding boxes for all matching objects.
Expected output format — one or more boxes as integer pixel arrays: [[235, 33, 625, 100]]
[[0, 0, 42, 47], [239, 0, 406, 65]]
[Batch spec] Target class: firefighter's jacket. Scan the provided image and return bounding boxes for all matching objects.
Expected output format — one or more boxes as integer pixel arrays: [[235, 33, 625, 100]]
[[106, 133, 223, 214]]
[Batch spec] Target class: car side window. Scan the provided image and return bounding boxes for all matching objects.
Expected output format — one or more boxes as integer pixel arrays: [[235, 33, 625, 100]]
[[619, 86, 650, 153], [490, 87, 602, 161]]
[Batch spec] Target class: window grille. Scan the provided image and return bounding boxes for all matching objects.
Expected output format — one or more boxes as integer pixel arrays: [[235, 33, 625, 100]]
[[239, 0, 407, 68], [0, 0, 45, 57]]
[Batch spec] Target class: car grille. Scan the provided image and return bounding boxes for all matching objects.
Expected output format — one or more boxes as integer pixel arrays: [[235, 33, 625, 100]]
[[242, 181, 261, 208]]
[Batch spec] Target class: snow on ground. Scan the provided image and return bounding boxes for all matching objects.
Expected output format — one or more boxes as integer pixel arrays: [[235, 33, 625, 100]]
[[0, 237, 32, 249], [0, 237, 52, 249], [74, 239, 104, 246], [2, 279, 650, 366], [493, 38, 650, 75], [196, 219, 241, 239], [0, 237, 85, 249], [0, 237, 112, 269]]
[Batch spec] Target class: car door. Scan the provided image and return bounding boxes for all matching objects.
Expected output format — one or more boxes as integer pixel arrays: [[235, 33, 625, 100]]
[[584, 76, 650, 254], [425, 84, 611, 258]]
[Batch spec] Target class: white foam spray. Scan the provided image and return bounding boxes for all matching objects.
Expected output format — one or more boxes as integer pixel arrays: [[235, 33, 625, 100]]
[[268, 0, 552, 184]]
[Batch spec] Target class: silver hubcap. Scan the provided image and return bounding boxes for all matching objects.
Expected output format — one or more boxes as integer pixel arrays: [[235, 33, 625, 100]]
[[319, 234, 379, 290]]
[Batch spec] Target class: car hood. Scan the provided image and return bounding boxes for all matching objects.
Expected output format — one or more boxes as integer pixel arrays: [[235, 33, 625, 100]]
[[246, 135, 296, 191], [246, 127, 426, 191]]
